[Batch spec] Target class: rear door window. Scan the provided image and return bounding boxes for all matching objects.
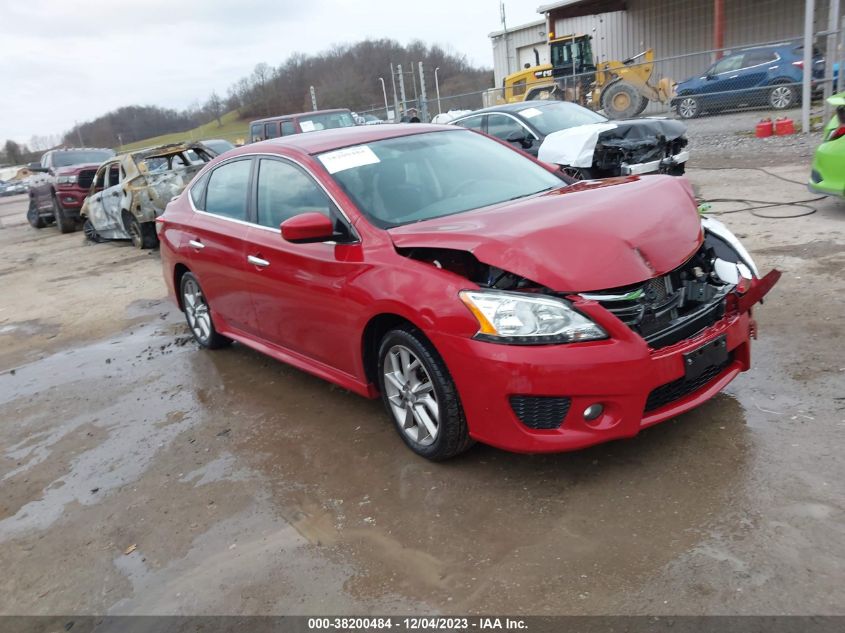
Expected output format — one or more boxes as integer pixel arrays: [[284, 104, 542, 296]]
[[250, 124, 263, 143], [264, 122, 280, 139], [281, 121, 296, 135], [203, 159, 252, 220]]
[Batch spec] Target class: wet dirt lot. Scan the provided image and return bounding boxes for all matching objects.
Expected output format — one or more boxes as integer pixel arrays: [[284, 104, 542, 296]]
[[0, 167, 843, 616]]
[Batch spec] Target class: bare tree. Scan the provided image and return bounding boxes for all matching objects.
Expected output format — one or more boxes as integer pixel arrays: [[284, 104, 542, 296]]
[[205, 92, 224, 126]]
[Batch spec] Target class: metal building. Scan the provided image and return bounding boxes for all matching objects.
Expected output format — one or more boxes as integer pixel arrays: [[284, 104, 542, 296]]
[[492, 0, 832, 94]]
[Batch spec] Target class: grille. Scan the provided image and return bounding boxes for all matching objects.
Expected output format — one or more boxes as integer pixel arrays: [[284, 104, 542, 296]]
[[644, 355, 733, 413], [77, 169, 96, 190], [509, 395, 571, 430]]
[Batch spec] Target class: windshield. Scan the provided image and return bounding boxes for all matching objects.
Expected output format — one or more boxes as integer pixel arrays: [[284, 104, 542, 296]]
[[521, 102, 606, 136], [53, 149, 114, 168], [299, 111, 356, 132], [321, 130, 564, 229]]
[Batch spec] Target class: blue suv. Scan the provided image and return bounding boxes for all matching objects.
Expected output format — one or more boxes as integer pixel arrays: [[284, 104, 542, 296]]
[[672, 43, 824, 119]]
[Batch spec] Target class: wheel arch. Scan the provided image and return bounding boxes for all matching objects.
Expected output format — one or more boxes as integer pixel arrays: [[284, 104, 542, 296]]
[[361, 313, 423, 387], [173, 263, 191, 311]]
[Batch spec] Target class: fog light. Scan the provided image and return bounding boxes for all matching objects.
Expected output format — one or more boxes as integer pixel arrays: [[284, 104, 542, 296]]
[[583, 403, 604, 421]]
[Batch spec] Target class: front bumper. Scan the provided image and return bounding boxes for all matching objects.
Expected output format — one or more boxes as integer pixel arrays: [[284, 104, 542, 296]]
[[54, 186, 87, 210], [434, 273, 778, 454], [621, 150, 690, 176]]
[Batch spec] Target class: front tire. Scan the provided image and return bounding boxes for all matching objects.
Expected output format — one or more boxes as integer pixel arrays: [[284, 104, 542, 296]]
[[601, 80, 642, 119], [377, 326, 473, 461], [53, 197, 76, 234], [180, 272, 231, 349], [676, 95, 700, 119]]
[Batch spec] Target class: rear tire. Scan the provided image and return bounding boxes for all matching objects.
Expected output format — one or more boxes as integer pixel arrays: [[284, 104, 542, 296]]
[[53, 197, 76, 234], [123, 211, 158, 249], [179, 272, 231, 349], [769, 83, 796, 110], [377, 326, 473, 461], [601, 80, 643, 119], [26, 198, 46, 229]]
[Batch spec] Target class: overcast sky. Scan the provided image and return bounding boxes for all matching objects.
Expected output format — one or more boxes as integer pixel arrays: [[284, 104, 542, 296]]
[[1, 0, 542, 145]]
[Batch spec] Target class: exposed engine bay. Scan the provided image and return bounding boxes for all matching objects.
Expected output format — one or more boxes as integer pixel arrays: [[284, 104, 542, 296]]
[[538, 118, 689, 178], [397, 218, 759, 350]]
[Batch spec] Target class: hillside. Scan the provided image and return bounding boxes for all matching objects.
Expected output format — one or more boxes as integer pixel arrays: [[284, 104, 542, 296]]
[[117, 110, 248, 152]]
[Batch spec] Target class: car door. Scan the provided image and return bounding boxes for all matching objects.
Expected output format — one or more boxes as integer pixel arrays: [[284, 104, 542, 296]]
[[101, 162, 124, 230], [486, 113, 540, 156], [185, 157, 259, 335], [699, 54, 745, 107], [242, 156, 365, 375], [734, 50, 776, 102]]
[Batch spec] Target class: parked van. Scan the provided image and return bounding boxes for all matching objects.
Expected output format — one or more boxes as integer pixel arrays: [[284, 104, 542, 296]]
[[248, 109, 356, 143]]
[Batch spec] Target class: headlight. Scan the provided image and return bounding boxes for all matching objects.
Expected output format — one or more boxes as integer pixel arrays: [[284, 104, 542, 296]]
[[57, 175, 77, 185], [459, 290, 607, 344], [700, 216, 759, 277]]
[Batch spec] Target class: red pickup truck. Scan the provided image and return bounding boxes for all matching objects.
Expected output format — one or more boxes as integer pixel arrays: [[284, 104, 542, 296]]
[[27, 148, 115, 233]]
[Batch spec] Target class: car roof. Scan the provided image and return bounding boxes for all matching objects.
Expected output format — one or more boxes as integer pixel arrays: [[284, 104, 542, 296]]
[[238, 123, 462, 155], [454, 100, 580, 116], [251, 109, 352, 124]]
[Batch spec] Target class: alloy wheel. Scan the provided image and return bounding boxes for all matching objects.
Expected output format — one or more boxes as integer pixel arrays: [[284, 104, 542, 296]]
[[382, 344, 440, 446], [679, 97, 698, 118], [183, 277, 212, 343], [770, 86, 792, 109]]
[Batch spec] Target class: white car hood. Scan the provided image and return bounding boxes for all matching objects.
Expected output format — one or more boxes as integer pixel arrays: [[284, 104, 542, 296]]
[[537, 123, 618, 168]]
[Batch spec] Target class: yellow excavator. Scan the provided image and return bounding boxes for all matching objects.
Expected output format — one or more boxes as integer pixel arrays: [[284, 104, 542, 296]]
[[501, 34, 675, 119]]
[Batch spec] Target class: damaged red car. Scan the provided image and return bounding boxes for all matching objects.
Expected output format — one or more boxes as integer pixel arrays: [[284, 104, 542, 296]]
[[158, 124, 779, 461]]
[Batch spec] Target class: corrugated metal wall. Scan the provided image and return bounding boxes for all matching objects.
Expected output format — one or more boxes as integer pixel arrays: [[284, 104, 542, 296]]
[[547, 0, 831, 112]]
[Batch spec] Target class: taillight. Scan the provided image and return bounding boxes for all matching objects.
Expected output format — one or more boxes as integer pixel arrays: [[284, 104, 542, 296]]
[[792, 60, 804, 69], [828, 126, 845, 141], [827, 107, 845, 141]]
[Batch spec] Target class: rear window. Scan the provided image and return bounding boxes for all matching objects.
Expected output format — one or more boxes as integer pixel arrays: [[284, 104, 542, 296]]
[[298, 111, 356, 132]]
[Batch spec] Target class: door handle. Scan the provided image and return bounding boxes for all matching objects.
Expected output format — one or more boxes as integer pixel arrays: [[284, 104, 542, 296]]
[[247, 255, 270, 268], [188, 239, 204, 250]]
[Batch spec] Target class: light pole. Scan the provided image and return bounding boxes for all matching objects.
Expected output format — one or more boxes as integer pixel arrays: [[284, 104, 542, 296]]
[[434, 67, 442, 115], [378, 77, 389, 120]]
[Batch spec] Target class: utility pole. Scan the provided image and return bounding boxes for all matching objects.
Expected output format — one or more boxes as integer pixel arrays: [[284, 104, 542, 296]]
[[397, 64, 408, 117], [411, 63, 419, 112], [824, 0, 841, 123], [378, 77, 389, 120], [434, 67, 442, 115], [500, 1, 511, 75], [390, 63, 400, 122], [309, 86, 318, 111], [418, 62, 429, 123], [801, 0, 814, 134]]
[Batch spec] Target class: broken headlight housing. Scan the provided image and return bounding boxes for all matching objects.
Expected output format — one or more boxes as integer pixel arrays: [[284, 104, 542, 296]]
[[57, 175, 77, 185], [459, 290, 607, 345]]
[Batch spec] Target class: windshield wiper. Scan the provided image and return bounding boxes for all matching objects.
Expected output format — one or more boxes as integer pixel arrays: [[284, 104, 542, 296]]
[[507, 186, 556, 202]]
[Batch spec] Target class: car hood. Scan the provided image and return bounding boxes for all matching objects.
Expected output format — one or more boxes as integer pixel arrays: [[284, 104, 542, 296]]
[[388, 175, 703, 292], [55, 162, 102, 176]]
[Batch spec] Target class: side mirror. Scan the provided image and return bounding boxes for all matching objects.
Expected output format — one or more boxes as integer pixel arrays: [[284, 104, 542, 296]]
[[506, 130, 533, 149], [280, 212, 335, 243], [705, 73, 717, 80]]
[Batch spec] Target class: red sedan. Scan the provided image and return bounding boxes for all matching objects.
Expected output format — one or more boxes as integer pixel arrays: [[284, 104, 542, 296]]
[[158, 123, 779, 460]]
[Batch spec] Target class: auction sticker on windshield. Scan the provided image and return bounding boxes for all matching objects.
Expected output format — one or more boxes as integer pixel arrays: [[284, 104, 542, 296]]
[[319, 145, 380, 174]]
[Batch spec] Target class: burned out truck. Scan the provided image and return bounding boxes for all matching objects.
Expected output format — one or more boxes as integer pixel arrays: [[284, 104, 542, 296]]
[[81, 143, 217, 248]]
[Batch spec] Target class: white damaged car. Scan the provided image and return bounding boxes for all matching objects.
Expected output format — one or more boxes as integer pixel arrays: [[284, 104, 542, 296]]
[[450, 100, 689, 181]]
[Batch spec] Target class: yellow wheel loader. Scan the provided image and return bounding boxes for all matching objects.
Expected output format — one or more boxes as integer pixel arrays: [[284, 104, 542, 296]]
[[500, 35, 675, 119]]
